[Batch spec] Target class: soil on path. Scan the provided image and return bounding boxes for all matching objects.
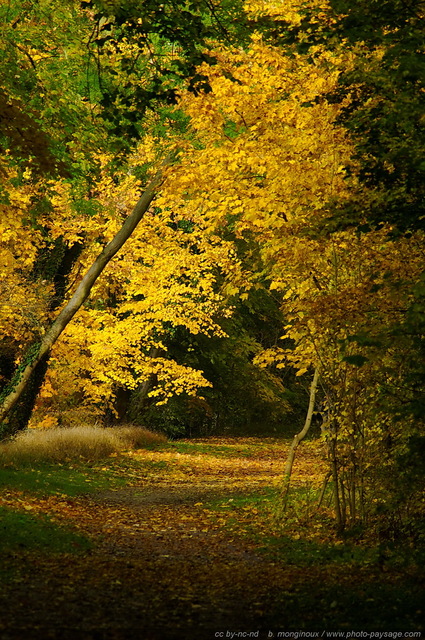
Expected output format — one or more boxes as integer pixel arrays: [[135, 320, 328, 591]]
[[0, 439, 423, 640]]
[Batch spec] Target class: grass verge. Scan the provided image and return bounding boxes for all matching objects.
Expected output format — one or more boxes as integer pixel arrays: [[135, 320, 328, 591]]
[[0, 462, 129, 497], [0, 505, 92, 555]]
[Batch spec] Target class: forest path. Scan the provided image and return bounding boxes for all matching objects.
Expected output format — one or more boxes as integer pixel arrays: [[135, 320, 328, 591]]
[[1, 438, 422, 639], [66, 441, 295, 639], [0, 438, 323, 640]]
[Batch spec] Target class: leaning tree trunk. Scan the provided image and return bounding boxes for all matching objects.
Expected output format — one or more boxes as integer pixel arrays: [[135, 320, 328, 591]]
[[279, 367, 320, 513], [0, 239, 84, 438], [0, 168, 165, 438], [1, 355, 50, 439]]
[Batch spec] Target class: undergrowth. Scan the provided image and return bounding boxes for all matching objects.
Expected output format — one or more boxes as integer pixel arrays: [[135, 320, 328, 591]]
[[203, 485, 425, 572]]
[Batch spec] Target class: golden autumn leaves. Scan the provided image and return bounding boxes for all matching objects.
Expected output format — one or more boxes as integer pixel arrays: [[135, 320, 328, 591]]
[[155, 33, 425, 523]]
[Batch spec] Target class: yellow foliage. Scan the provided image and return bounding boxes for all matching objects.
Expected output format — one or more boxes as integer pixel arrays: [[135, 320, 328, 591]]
[[152, 23, 425, 522], [3, 0, 423, 521], [0, 162, 53, 353]]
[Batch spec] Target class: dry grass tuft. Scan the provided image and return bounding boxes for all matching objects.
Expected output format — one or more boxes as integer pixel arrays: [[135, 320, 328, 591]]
[[113, 425, 167, 449], [0, 424, 166, 464]]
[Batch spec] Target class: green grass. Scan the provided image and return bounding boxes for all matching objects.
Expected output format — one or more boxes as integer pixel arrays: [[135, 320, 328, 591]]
[[0, 451, 174, 499], [0, 462, 128, 497], [0, 506, 92, 554], [255, 531, 381, 565]]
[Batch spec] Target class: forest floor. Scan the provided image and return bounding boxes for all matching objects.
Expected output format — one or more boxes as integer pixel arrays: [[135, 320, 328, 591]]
[[0, 437, 424, 640]]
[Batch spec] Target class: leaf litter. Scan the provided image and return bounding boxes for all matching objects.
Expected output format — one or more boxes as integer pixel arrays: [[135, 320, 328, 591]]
[[0, 437, 423, 639]]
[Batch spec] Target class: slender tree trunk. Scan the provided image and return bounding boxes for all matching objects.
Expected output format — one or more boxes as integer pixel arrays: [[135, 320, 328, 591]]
[[339, 473, 347, 525], [329, 436, 343, 531], [127, 346, 162, 423], [317, 470, 332, 509], [0, 168, 165, 436], [280, 367, 320, 511], [348, 468, 356, 523]]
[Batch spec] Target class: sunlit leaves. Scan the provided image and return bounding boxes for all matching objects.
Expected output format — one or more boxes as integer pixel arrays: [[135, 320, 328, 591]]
[[154, 15, 425, 527]]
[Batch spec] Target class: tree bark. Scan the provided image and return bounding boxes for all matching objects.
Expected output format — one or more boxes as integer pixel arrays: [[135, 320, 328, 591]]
[[317, 470, 332, 510], [329, 435, 343, 531], [127, 346, 163, 423], [0, 168, 164, 435], [280, 367, 320, 510], [0, 238, 85, 438]]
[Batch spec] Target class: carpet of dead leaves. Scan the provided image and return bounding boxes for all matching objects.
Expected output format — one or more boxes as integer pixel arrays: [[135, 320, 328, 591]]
[[0, 438, 423, 640]]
